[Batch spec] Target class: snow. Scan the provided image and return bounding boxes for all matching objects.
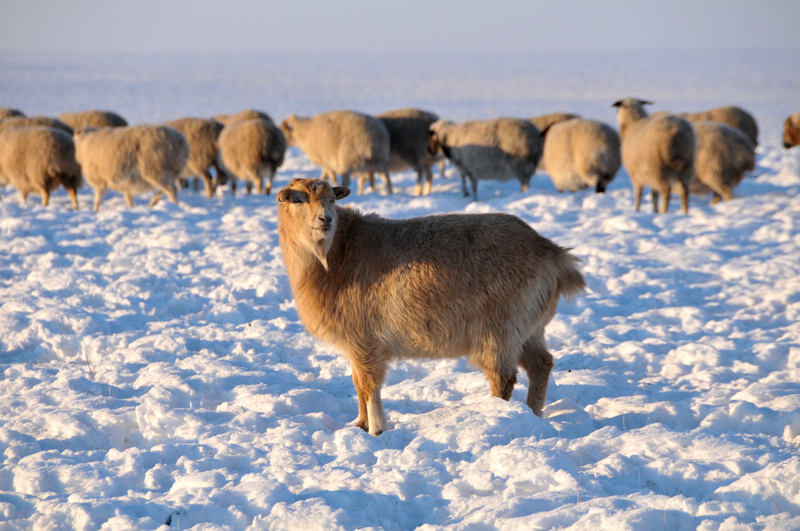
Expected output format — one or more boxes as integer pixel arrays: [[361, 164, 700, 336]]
[[1, 49, 800, 530]]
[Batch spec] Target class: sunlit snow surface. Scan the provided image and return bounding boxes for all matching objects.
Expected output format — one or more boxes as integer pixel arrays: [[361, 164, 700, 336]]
[[1, 50, 800, 529]]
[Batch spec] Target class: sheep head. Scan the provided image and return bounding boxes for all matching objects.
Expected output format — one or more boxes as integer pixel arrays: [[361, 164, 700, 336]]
[[277, 178, 350, 271], [612, 98, 653, 134]]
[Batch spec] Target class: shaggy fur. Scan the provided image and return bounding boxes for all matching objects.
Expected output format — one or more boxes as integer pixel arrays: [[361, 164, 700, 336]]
[[429, 118, 543, 201], [540, 118, 621, 193], [374, 108, 441, 196], [0, 126, 82, 208], [214, 109, 274, 126], [612, 98, 696, 214], [58, 110, 128, 129], [277, 178, 586, 435], [166, 117, 225, 197], [74, 125, 189, 211], [0, 116, 73, 135], [218, 118, 286, 196], [689, 122, 755, 204], [280, 110, 393, 195]]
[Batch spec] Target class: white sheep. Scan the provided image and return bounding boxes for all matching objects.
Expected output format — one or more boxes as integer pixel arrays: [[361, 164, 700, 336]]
[[612, 98, 696, 214], [0, 126, 82, 208], [428, 118, 543, 201], [217, 118, 286, 196], [214, 109, 274, 126], [677, 106, 758, 147], [166, 117, 225, 197], [74, 125, 189, 211], [539, 118, 621, 193], [0, 116, 73, 135], [529, 112, 580, 133], [689, 121, 755, 204], [58, 110, 128, 129], [280, 110, 393, 195], [0, 108, 25, 120], [784, 113, 800, 149], [374, 108, 441, 196], [277, 178, 585, 435]]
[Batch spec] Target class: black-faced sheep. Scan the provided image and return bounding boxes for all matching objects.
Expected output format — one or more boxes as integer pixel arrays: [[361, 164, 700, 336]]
[[428, 118, 543, 201], [540, 118, 621, 193], [217, 118, 286, 196], [166, 117, 225, 197], [277, 178, 586, 435], [58, 110, 128, 130], [280, 110, 393, 195], [74, 125, 189, 211], [612, 98, 696, 214], [0, 126, 82, 208]]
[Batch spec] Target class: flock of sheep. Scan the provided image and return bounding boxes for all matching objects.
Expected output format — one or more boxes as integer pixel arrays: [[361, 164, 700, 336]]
[[0, 103, 798, 213]]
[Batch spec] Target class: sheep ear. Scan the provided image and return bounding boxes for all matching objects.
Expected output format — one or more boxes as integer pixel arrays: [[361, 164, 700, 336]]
[[277, 189, 308, 204], [639, 99, 654, 106], [333, 187, 350, 200]]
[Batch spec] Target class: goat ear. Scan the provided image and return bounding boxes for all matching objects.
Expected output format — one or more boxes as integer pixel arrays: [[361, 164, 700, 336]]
[[333, 187, 351, 200], [277, 189, 308, 203]]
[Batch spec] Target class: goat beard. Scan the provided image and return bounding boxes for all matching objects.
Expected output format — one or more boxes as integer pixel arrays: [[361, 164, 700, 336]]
[[311, 236, 330, 272]]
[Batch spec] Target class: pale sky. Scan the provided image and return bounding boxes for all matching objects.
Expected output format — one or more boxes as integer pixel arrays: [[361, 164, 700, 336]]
[[0, 0, 798, 56]]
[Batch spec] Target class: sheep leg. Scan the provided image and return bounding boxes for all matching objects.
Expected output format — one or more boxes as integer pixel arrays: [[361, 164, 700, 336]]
[[358, 174, 368, 195], [125, 193, 135, 208], [67, 186, 79, 209], [264, 167, 275, 195], [349, 358, 388, 436], [676, 182, 689, 213], [632, 183, 643, 211], [93, 188, 106, 212], [149, 191, 163, 207], [200, 169, 215, 198], [421, 165, 433, 196], [469, 175, 479, 202], [380, 170, 393, 195], [245, 181, 253, 195], [520, 178, 530, 194], [476, 353, 518, 402], [658, 187, 672, 214], [518, 335, 554, 416], [40, 188, 50, 207], [340, 172, 352, 189], [230, 177, 238, 197]]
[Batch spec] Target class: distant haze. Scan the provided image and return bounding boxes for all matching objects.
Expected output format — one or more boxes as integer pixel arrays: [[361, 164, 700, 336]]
[[1, 0, 799, 55]]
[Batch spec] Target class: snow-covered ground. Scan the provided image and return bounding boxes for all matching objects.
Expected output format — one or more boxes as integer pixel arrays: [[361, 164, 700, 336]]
[[1, 50, 799, 530]]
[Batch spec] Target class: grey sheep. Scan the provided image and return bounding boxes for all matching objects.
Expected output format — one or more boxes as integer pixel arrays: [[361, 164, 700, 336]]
[[0, 126, 82, 208], [0, 108, 25, 120], [784, 113, 800, 149], [374, 108, 441, 196], [58, 110, 128, 130], [217, 118, 286, 196], [166, 117, 225, 197], [689, 122, 755, 204], [540, 118, 621, 193], [280, 110, 393, 195], [612, 98, 696, 214], [74, 125, 189, 211], [428, 118, 543, 201], [0, 116, 73, 135], [214, 109, 274, 126], [277, 178, 586, 435]]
